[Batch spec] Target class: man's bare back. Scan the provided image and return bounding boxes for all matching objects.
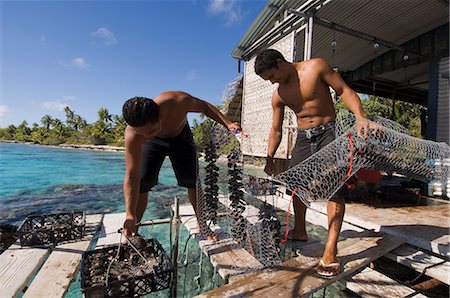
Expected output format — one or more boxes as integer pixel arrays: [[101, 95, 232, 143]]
[[122, 92, 241, 238], [152, 92, 192, 138]]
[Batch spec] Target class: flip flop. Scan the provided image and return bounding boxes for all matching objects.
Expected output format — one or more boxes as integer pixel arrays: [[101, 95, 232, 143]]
[[316, 259, 341, 278]]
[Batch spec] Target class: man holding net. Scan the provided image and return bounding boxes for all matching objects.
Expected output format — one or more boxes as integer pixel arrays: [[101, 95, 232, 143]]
[[255, 49, 370, 277], [121, 92, 241, 241]]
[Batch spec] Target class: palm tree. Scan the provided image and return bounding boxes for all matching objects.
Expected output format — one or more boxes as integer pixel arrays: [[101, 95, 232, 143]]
[[73, 115, 87, 131], [17, 121, 31, 135], [63, 106, 75, 129], [113, 114, 126, 129], [41, 115, 53, 130], [98, 107, 112, 125], [51, 118, 63, 129], [5, 125, 16, 139]]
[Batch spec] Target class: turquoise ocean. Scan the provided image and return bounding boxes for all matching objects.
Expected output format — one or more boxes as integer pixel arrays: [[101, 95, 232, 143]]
[[0, 142, 347, 297]]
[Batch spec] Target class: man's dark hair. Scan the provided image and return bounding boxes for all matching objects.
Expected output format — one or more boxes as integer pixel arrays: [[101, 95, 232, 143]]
[[254, 49, 287, 75], [122, 96, 160, 127]]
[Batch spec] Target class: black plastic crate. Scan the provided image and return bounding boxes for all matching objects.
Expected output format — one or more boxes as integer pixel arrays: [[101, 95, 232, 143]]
[[17, 211, 86, 246], [81, 238, 173, 297]]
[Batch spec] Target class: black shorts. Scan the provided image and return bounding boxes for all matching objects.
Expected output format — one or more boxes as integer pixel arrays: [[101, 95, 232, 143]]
[[289, 121, 336, 166], [289, 121, 348, 198], [140, 123, 197, 192]]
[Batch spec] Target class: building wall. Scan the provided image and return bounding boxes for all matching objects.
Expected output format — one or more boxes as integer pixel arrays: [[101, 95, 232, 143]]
[[436, 57, 449, 145], [241, 33, 296, 158]]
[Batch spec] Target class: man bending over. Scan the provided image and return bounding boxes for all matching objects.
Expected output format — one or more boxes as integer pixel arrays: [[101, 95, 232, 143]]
[[122, 91, 241, 240]]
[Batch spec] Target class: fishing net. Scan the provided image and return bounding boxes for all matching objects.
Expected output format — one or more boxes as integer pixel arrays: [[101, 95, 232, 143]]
[[275, 113, 450, 206], [193, 123, 282, 270], [194, 112, 450, 275]]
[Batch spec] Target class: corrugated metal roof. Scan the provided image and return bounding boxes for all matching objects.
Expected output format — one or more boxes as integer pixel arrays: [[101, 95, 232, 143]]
[[310, 0, 449, 71], [232, 0, 324, 59], [233, 0, 449, 73]]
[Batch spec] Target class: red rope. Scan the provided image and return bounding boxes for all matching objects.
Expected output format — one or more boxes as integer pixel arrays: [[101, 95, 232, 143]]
[[280, 134, 356, 244], [281, 187, 298, 243], [344, 133, 356, 190]]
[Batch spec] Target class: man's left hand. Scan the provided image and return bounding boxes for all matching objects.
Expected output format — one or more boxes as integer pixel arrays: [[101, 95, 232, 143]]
[[227, 122, 242, 134], [355, 117, 381, 139]]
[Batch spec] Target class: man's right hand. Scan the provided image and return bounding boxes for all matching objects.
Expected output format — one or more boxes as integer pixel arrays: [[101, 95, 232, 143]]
[[123, 216, 137, 236], [264, 156, 275, 175]]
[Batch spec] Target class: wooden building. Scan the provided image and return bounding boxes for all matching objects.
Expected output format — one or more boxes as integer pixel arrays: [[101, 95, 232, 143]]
[[225, 0, 449, 164]]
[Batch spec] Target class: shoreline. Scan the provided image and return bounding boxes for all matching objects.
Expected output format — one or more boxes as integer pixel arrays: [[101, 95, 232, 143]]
[[0, 140, 265, 169], [1, 140, 125, 152]]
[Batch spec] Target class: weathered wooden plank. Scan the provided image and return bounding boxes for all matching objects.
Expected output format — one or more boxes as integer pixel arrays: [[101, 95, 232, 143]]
[[256, 193, 365, 234], [196, 232, 404, 297], [385, 244, 450, 285], [266, 189, 449, 286], [0, 244, 50, 298], [344, 267, 428, 298], [23, 214, 103, 298], [95, 212, 125, 248], [218, 194, 261, 225], [310, 201, 450, 257], [271, 184, 450, 257], [177, 204, 262, 282]]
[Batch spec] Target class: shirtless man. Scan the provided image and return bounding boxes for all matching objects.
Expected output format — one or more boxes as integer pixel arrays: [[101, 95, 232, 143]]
[[255, 49, 369, 277], [122, 92, 241, 240]]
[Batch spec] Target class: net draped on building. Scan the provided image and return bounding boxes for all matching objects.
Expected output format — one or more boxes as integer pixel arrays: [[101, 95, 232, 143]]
[[241, 33, 297, 158]]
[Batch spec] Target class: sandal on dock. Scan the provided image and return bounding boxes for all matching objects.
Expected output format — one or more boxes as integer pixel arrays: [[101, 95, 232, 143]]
[[316, 259, 341, 278]]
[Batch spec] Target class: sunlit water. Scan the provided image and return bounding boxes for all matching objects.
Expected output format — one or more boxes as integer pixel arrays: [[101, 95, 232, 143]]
[[1, 143, 348, 297]]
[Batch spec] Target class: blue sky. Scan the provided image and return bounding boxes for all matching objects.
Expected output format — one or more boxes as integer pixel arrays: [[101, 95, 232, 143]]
[[0, 0, 267, 127]]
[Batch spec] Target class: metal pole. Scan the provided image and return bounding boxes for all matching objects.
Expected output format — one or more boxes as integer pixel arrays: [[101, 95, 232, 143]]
[[303, 19, 310, 61], [171, 196, 180, 298], [306, 14, 314, 60]]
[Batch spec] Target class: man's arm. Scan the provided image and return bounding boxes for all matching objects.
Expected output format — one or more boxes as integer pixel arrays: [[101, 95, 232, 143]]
[[265, 92, 285, 175], [318, 58, 372, 137], [318, 58, 367, 119], [182, 92, 241, 132], [123, 126, 144, 236]]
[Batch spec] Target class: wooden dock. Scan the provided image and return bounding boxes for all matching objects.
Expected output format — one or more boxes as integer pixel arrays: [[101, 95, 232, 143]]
[[175, 203, 263, 283], [1, 191, 447, 298], [0, 214, 103, 298], [196, 231, 405, 297], [243, 189, 450, 295]]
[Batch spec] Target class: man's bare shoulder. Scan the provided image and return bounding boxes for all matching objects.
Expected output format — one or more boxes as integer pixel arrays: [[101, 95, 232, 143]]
[[156, 91, 190, 103], [304, 58, 330, 71], [272, 89, 284, 106]]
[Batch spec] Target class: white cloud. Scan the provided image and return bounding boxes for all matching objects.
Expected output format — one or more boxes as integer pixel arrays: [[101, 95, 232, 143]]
[[58, 57, 90, 69], [207, 0, 242, 26], [0, 105, 8, 118], [185, 69, 198, 80], [92, 27, 118, 46], [40, 99, 69, 112], [71, 57, 89, 69], [62, 95, 76, 101]]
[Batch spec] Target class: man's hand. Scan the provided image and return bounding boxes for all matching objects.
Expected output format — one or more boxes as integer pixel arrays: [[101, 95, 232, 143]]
[[264, 156, 275, 175], [123, 216, 137, 236], [227, 122, 242, 133], [355, 116, 382, 139], [355, 117, 370, 139]]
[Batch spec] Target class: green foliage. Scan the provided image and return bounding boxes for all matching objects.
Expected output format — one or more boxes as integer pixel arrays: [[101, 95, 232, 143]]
[[0, 106, 126, 146], [191, 118, 240, 155], [336, 95, 425, 138]]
